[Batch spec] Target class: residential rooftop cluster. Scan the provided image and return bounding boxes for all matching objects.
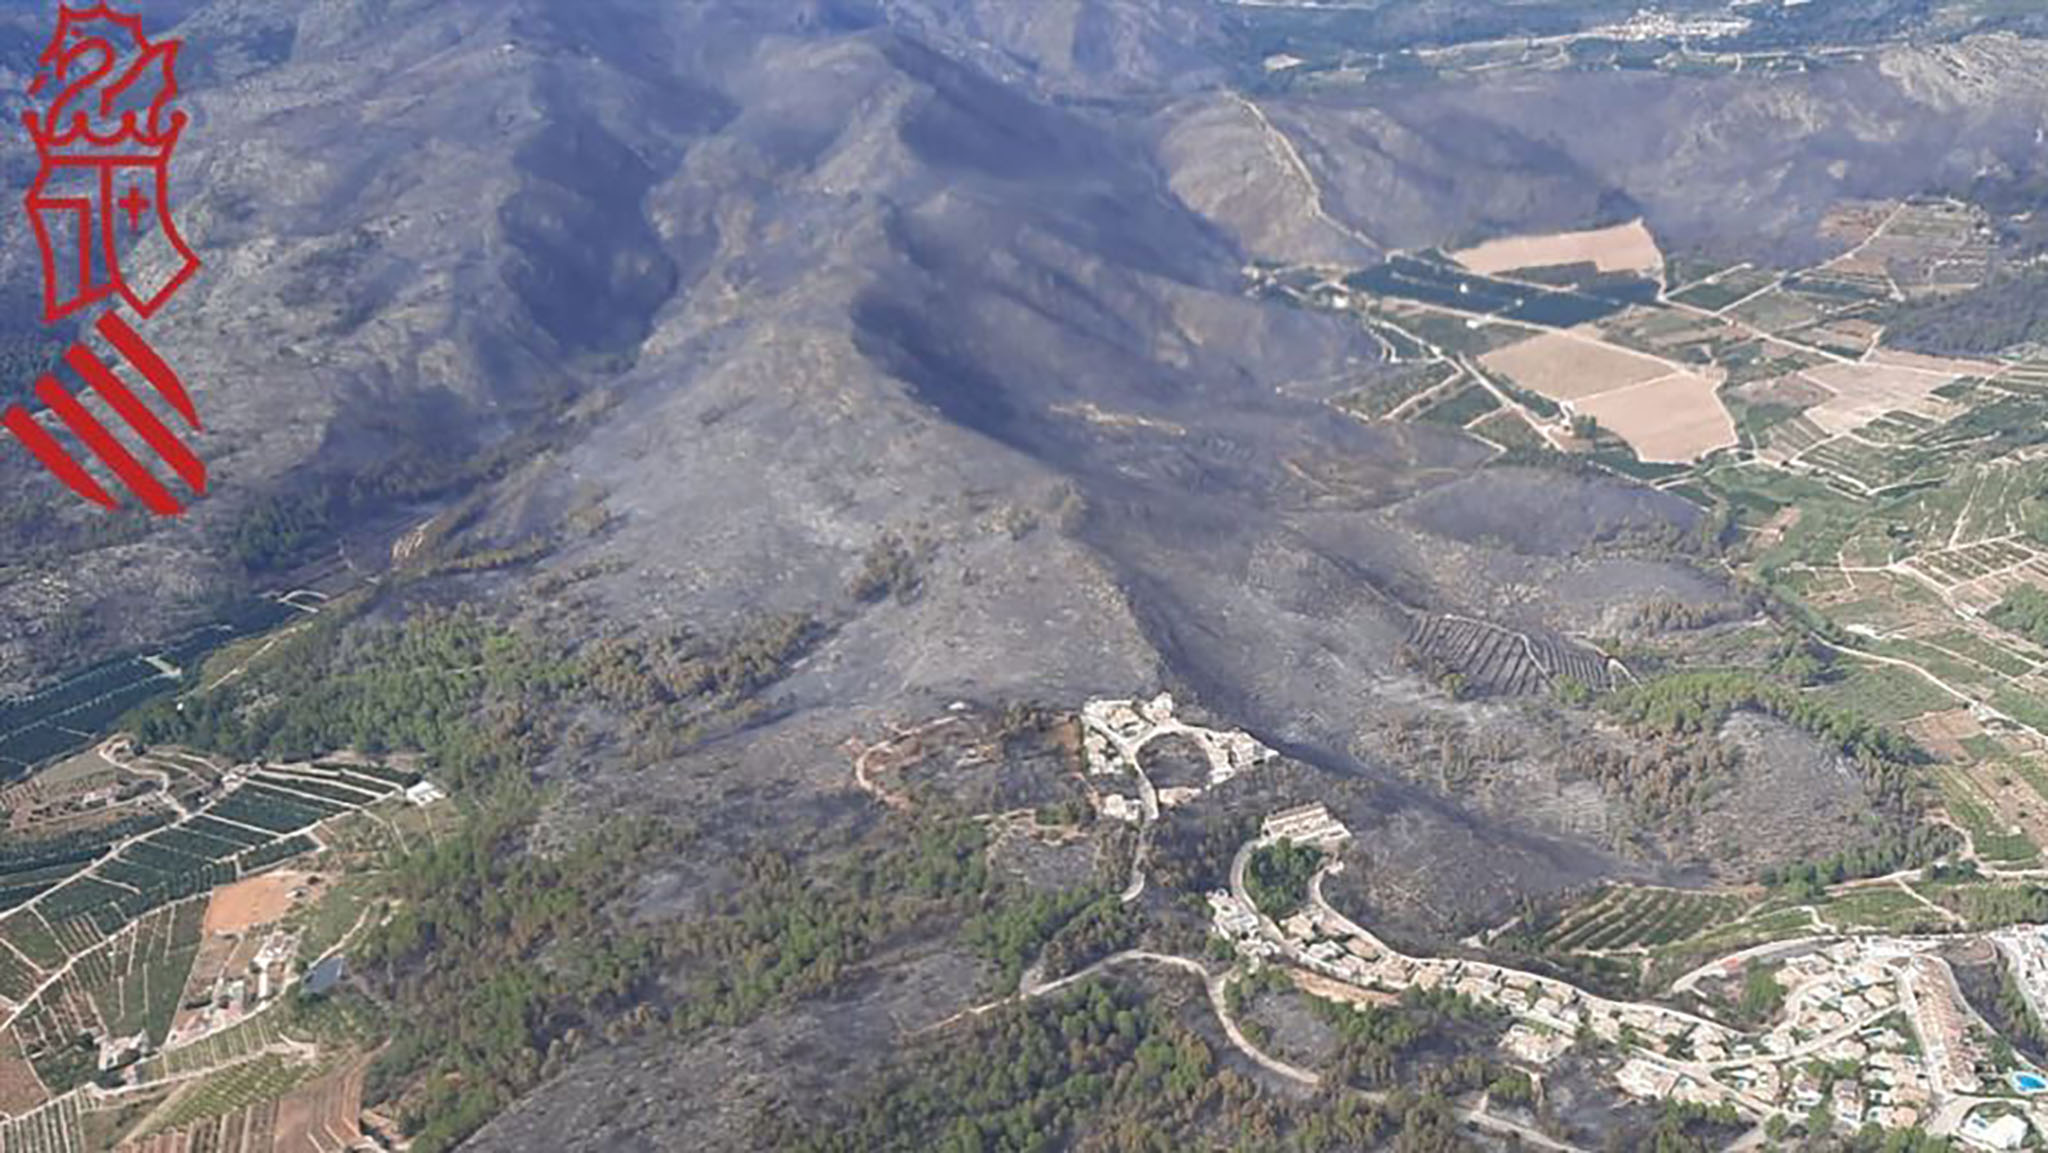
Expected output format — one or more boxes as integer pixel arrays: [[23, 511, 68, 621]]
[[1595, 9, 1754, 42], [1260, 803, 1351, 848], [1080, 694, 1275, 822], [1208, 809, 2048, 1145]]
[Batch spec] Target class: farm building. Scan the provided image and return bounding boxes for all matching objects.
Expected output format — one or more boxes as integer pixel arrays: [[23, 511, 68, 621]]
[[304, 956, 347, 997]]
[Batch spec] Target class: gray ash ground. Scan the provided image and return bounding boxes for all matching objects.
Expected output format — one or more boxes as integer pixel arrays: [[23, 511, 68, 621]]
[[1241, 982, 1343, 1072], [1692, 714, 1885, 878], [1946, 938, 2042, 1065], [1397, 468, 1703, 558], [16, 1, 2046, 1146], [891, 709, 1089, 817], [1139, 731, 1216, 792], [467, 942, 988, 1153]]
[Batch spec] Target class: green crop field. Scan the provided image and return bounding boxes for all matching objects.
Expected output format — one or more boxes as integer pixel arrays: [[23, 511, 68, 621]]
[[1815, 888, 1949, 934], [129, 1009, 292, 1086], [1926, 630, 2037, 678], [1536, 886, 1751, 953], [1414, 384, 1502, 428], [1335, 361, 1461, 420], [1994, 691, 2048, 734], [0, 1095, 84, 1153], [1470, 408, 1547, 452], [0, 911, 66, 971], [1814, 663, 1957, 724], [0, 600, 297, 774], [135, 1054, 316, 1136], [1935, 770, 2039, 866], [1647, 907, 1818, 976]]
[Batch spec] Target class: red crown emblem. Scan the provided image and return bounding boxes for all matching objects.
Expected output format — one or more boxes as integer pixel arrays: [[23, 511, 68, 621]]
[[23, 4, 186, 164], [4, 2, 208, 519]]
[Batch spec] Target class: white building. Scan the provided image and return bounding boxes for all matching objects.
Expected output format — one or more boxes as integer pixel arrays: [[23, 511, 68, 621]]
[[1099, 794, 1142, 823], [1960, 1110, 2030, 1152], [1261, 804, 1351, 847]]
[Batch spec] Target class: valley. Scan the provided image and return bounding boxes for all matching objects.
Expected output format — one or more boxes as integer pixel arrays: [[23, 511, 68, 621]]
[[18, 0, 2048, 1150]]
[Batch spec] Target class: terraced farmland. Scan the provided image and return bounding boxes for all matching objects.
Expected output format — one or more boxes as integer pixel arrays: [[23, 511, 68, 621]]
[[1935, 769, 2041, 867], [1796, 438, 1946, 493], [133, 1011, 290, 1083], [0, 769, 390, 964], [0, 1094, 84, 1153], [0, 755, 406, 1120], [10, 900, 206, 1094], [1406, 615, 1612, 696], [0, 600, 298, 776], [130, 1054, 318, 1139], [1536, 886, 1753, 953], [0, 658, 176, 778], [110, 1051, 367, 1152]]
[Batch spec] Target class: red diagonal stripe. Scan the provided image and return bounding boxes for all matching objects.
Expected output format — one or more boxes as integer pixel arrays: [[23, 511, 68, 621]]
[[96, 311, 199, 430], [65, 344, 206, 495], [35, 377, 182, 516], [2, 404, 118, 510]]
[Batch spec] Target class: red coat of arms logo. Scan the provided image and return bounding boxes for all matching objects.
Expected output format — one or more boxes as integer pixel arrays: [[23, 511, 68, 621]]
[[5, 3, 205, 517]]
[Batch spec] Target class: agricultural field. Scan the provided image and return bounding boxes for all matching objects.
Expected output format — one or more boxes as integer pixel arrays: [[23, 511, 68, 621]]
[[1575, 372, 1737, 463], [0, 659, 177, 781], [10, 901, 206, 1094], [1842, 198, 1995, 292], [1467, 408, 1547, 452], [0, 600, 299, 777], [1794, 436, 1947, 494], [133, 1007, 292, 1084], [1, 1094, 85, 1153], [1809, 888, 1948, 935], [1932, 768, 2041, 868], [104, 1051, 367, 1153], [1474, 329, 1736, 462], [1812, 664, 1959, 726], [1531, 886, 1755, 954], [1478, 331, 1671, 402], [1333, 360, 1460, 420], [268, 1059, 367, 1151], [1668, 264, 1779, 312], [1412, 383, 1501, 428], [1796, 359, 1973, 438], [1343, 255, 1635, 330], [1449, 219, 1664, 279], [1404, 615, 1611, 697], [128, 1054, 316, 1138], [0, 737, 421, 1143], [1600, 305, 1749, 365]]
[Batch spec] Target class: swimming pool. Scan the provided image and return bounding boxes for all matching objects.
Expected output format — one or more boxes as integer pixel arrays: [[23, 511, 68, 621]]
[[2011, 1072, 2047, 1093]]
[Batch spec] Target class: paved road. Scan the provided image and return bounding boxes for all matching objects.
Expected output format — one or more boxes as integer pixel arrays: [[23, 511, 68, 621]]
[[1226, 92, 1381, 257], [1307, 865, 1392, 955], [1814, 636, 2048, 747], [1077, 712, 1163, 905], [1026, 948, 1590, 1149], [965, 948, 1322, 1086]]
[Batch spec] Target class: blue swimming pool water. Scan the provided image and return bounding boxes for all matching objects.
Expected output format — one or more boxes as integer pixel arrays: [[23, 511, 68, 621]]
[[2012, 1072, 2047, 1093]]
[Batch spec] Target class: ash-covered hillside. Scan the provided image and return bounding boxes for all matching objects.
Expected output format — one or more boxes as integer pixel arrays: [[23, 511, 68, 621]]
[[8, 0, 2048, 1147]]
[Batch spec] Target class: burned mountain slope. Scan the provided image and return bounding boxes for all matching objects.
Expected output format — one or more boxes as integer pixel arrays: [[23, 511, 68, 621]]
[[457, 7, 1749, 959]]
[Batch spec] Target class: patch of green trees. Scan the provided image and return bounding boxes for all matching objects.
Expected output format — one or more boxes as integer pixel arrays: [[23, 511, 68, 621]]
[[777, 980, 1484, 1153], [1244, 839, 1322, 919], [1607, 670, 1925, 811], [1989, 586, 2048, 648]]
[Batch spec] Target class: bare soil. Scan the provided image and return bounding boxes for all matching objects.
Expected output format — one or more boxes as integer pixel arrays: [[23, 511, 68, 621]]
[[1452, 220, 1664, 278], [203, 872, 313, 936]]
